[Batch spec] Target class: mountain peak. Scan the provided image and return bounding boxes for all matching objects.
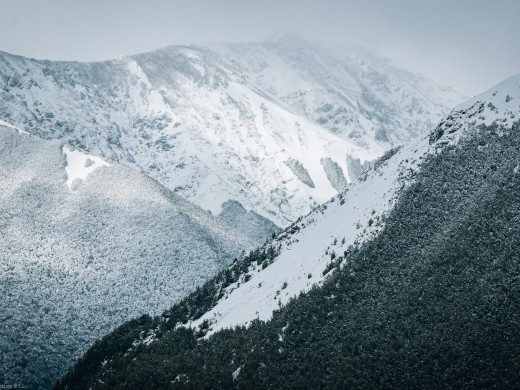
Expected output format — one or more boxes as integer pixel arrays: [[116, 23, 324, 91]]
[[460, 72, 520, 109], [0, 37, 463, 227], [266, 30, 311, 46]]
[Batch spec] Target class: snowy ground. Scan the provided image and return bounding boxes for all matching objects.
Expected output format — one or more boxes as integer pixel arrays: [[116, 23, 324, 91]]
[[187, 73, 520, 336], [0, 36, 464, 227]]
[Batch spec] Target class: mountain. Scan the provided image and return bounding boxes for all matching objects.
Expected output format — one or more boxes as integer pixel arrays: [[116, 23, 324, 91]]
[[0, 34, 464, 227], [57, 75, 520, 389], [0, 124, 256, 389]]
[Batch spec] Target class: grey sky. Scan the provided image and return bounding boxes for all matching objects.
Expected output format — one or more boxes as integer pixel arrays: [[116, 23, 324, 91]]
[[0, 0, 518, 96]]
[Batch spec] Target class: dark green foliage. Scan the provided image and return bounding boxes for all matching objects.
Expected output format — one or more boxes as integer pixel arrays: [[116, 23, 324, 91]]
[[53, 315, 153, 389], [57, 122, 520, 389], [154, 246, 279, 333], [55, 246, 279, 388]]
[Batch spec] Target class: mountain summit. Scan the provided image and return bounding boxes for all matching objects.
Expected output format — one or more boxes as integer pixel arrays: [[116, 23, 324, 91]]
[[0, 35, 463, 226]]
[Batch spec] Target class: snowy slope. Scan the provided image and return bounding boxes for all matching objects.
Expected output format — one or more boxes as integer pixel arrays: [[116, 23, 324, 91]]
[[207, 33, 463, 145], [188, 142, 422, 335], [182, 73, 520, 336], [0, 124, 255, 388], [430, 73, 520, 145], [0, 35, 463, 226]]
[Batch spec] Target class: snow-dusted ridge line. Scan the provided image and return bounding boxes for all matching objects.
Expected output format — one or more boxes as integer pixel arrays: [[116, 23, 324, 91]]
[[430, 73, 520, 147], [185, 136, 428, 337], [0, 36, 464, 227]]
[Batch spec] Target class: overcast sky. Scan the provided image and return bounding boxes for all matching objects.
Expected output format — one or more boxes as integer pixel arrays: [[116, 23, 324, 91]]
[[0, 0, 518, 96]]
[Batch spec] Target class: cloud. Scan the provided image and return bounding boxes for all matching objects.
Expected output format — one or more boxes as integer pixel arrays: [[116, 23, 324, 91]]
[[0, 0, 517, 95]]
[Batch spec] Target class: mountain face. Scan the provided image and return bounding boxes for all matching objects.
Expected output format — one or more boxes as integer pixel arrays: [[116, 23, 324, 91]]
[[57, 75, 520, 389], [217, 200, 281, 244], [0, 34, 463, 226], [0, 124, 255, 389]]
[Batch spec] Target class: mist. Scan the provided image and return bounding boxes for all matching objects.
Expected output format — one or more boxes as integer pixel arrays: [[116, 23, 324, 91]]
[[1, 0, 518, 95]]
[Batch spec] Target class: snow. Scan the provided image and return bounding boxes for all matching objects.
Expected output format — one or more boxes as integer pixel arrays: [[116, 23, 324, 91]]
[[187, 73, 520, 337], [430, 73, 520, 147], [0, 37, 463, 227], [142, 332, 156, 346], [1, 129, 254, 386], [463, 75, 520, 129], [232, 367, 241, 380], [455, 73, 520, 123], [0, 119, 28, 134], [62, 145, 110, 189], [189, 135, 428, 336]]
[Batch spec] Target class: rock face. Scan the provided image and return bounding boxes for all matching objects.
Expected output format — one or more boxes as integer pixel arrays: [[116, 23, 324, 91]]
[[346, 154, 373, 180], [320, 157, 348, 191], [0, 34, 463, 226], [217, 200, 281, 244], [0, 125, 254, 389], [284, 158, 315, 188]]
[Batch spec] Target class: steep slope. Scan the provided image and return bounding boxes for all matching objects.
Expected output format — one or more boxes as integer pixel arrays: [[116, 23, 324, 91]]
[[217, 200, 281, 244], [0, 35, 463, 226], [0, 125, 254, 389], [185, 74, 520, 336], [57, 75, 520, 389], [207, 32, 463, 145]]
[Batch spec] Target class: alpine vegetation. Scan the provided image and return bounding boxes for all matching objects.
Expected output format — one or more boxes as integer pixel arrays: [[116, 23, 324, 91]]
[[217, 200, 281, 244], [0, 125, 254, 389]]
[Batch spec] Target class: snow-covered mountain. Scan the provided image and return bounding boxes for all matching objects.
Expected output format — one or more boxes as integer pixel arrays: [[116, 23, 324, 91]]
[[57, 74, 520, 389], [0, 34, 464, 226], [183, 73, 520, 336], [0, 124, 255, 388]]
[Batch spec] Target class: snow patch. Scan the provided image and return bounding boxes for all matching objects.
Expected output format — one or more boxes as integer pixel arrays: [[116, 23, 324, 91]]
[[62, 145, 110, 189]]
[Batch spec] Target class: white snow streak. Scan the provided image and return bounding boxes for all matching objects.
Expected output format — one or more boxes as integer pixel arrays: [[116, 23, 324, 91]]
[[0, 119, 28, 134]]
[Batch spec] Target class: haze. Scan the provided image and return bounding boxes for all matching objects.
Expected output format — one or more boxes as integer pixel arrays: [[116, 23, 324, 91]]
[[1, 0, 518, 96]]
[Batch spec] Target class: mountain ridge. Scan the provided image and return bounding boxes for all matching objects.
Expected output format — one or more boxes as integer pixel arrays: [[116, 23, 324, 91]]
[[0, 35, 464, 226]]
